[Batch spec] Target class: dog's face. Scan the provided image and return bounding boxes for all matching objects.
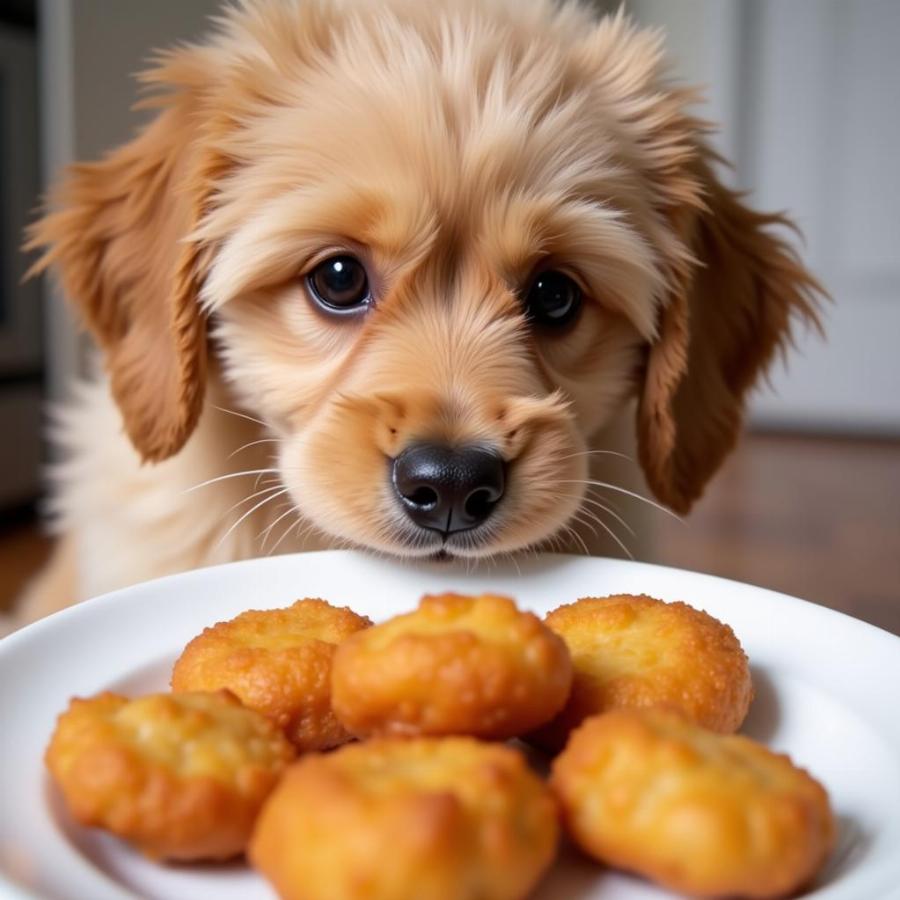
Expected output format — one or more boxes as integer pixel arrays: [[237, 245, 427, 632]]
[[204, 11, 666, 557], [30, 0, 822, 558]]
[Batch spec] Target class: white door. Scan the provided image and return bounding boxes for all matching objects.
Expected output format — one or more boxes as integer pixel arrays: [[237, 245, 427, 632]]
[[630, 0, 900, 434]]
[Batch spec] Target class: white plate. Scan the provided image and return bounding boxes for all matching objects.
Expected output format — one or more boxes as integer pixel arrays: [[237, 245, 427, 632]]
[[1, 551, 899, 900]]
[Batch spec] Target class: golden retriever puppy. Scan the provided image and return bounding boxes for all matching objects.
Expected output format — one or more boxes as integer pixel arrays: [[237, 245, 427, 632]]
[[17, 0, 822, 623]]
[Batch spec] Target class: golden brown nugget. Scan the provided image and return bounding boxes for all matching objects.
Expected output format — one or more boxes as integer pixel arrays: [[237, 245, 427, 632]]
[[529, 594, 752, 751], [250, 737, 558, 900], [171, 598, 372, 751], [45, 690, 295, 860], [551, 710, 835, 898], [330, 592, 572, 739]]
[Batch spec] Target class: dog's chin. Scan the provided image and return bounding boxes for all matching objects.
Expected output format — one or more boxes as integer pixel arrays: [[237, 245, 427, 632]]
[[425, 548, 453, 562], [368, 519, 542, 562], [310, 518, 521, 562], [384, 532, 492, 562]]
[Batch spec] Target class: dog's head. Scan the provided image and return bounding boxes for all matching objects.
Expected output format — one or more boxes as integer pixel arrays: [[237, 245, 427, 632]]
[[30, 0, 822, 558]]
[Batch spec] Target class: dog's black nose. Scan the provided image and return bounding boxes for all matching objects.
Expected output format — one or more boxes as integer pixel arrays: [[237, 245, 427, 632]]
[[392, 444, 505, 534]]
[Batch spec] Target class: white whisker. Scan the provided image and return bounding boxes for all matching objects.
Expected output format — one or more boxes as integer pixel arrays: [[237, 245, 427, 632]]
[[220, 482, 285, 521], [578, 494, 636, 537], [213, 405, 268, 428], [214, 489, 288, 552], [559, 523, 591, 557], [557, 479, 681, 521], [573, 506, 634, 560], [554, 448, 635, 464], [267, 508, 305, 555], [258, 503, 300, 549], [184, 469, 280, 494], [569, 510, 601, 542], [584, 485, 624, 515], [227, 437, 280, 460], [252, 465, 280, 492]]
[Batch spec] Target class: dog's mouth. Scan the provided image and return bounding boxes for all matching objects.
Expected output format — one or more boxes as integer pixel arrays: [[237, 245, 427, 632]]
[[426, 537, 491, 562], [390, 517, 508, 561], [429, 548, 453, 562]]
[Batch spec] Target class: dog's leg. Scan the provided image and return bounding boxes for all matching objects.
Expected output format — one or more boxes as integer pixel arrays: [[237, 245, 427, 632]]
[[4, 533, 79, 633]]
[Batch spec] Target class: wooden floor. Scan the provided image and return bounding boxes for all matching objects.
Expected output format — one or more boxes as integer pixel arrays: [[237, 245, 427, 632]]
[[2, 433, 898, 633], [654, 433, 900, 635], [0, 516, 52, 612]]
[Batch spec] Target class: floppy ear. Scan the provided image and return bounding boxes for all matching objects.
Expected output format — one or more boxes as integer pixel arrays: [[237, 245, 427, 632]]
[[27, 53, 222, 463], [636, 152, 824, 513], [578, 14, 824, 514]]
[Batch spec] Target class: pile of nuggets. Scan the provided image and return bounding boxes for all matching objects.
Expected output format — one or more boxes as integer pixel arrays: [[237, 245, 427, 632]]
[[46, 591, 836, 899]]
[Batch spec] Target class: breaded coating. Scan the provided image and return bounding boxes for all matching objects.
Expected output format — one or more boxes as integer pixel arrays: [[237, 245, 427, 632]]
[[250, 736, 558, 900], [171, 598, 372, 751], [551, 710, 835, 898], [330, 592, 572, 739], [45, 691, 295, 860], [529, 594, 752, 751]]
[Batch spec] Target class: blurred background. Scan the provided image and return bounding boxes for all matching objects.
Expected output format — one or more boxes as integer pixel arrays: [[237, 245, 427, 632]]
[[0, 0, 897, 630]]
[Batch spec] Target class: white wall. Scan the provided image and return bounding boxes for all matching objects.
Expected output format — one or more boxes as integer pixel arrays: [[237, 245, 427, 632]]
[[741, 0, 900, 434], [630, 0, 900, 434]]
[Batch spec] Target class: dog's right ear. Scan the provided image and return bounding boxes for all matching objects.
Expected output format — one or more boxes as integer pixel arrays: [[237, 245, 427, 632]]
[[26, 50, 226, 463]]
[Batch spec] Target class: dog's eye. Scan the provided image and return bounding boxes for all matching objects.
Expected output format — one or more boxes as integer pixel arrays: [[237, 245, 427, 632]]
[[307, 255, 370, 313], [523, 270, 582, 328]]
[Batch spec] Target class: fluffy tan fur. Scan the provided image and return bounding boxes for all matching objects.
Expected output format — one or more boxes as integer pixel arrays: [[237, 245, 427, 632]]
[[17, 0, 822, 624]]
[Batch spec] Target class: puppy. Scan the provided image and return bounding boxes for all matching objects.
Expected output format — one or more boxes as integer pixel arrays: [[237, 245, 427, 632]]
[[17, 0, 822, 624]]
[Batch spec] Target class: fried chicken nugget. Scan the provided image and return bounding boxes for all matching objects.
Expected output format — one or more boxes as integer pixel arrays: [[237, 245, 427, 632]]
[[171, 598, 372, 751], [330, 592, 572, 739], [551, 709, 835, 898], [529, 594, 752, 751], [250, 737, 558, 900], [45, 690, 295, 860]]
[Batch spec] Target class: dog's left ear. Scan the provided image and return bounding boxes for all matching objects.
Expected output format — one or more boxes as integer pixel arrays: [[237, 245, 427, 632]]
[[583, 16, 825, 514], [26, 50, 225, 463], [636, 149, 824, 514]]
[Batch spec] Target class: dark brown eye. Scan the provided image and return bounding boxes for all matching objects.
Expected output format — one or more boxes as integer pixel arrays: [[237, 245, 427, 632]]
[[307, 255, 370, 313], [523, 270, 582, 328]]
